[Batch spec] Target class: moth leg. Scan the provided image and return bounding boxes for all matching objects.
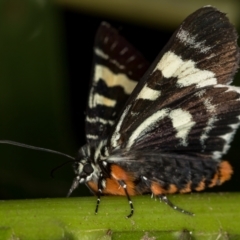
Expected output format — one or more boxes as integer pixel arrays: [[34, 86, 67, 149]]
[[118, 180, 134, 218], [158, 195, 194, 216], [95, 173, 104, 215], [141, 176, 151, 187], [141, 176, 194, 216]]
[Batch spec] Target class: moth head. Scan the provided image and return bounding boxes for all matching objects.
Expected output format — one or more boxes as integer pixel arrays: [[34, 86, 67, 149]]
[[67, 145, 100, 197], [73, 159, 95, 182]]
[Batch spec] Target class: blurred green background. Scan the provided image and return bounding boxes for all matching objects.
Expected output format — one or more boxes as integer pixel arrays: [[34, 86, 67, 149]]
[[0, 0, 240, 200]]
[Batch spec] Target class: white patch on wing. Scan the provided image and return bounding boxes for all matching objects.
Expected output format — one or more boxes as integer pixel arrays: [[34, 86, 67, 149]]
[[92, 93, 116, 108], [87, 145, 90, 156], [230, 118, 240, 130], [94, 65, 137, 94], [215, 84, 240, 94], [136, 84, 161, 101], [94, 48, 109, 60], [169, 108, 196, 146], [176, 28, 212, 53], [153, 51, 217, 88], [120, 47, 128, 55], [194, 89, 206, 97], [126, 108, 169, 148], [111, 60, 126, 69], [203, 98, 215, 112], [86, 116, 114, 126], [200, 117, 217, 146], [86, 134, 98, 140], [88, 88, 95, 110], [111, 105, 131, 148], [220, 117, 240, 155], [212, 116, 240, 159], [226, 86, 240, 94], [94, 48, 125, 69], [94, 141, 104, 161], [154, 51, 182, 78], [126, 55, 136, 63], [131, 111, 139, 117]]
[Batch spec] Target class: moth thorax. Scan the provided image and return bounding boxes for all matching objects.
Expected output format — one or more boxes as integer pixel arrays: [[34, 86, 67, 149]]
[[77, 139, 108, 161]]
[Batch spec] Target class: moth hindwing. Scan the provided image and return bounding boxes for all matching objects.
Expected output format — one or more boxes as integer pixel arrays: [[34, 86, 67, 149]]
[[69, 6, 240, 218]]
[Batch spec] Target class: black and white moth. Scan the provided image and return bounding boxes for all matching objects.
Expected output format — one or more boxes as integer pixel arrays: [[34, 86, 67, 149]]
[[68, 6, 240, 217], [69, 6, 240, 217]]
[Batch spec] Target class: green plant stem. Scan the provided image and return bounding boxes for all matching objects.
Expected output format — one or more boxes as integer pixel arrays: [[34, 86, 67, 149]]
[[1, 193, 240, 240]]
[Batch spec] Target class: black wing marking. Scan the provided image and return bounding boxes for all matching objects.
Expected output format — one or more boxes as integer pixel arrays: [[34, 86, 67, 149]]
[[109, 6, 240, 161], [85, 22, 149, 142]]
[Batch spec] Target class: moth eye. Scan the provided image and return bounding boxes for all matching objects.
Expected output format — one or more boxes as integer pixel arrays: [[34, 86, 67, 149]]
[[83, 164, 94, 174]]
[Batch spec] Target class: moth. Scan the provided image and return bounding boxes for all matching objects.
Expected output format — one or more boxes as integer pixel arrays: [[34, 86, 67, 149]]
[[67, 6, 240, 217], [3, 6, 238, 217]]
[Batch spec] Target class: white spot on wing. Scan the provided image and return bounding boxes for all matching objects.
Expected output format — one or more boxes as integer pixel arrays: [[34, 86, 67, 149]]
[[154, 51, 217, 88], [111, 105, 132, 148], [91, 93, 116, 108], [94, 141, 103, 161], [94, 65, 137, 95], [86, 116, 114, 126], [126, 55, 136, 63], [176, 28, 212, 53], [200, 117, 217, 146], [219, 117, 240, 155], [94, 48, 125, 69], [110, 41, 118, 50], [169, 108, 196, 146], [86, 134, 98, 140], [155, 51, 182, 78], [227, 86, 240, 94], [95, 48, 109, 59], [215, 84, 240, 94], [120, 47, 128, 55], [136, 84, 161, 101], [194, 89, 206, 97], [110, 59, 126, 70], [203, 98, 215, 112], [131, 111, 139, 117]]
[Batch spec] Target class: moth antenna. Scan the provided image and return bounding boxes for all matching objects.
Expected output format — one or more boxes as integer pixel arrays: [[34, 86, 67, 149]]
[[50, 160, 78, 178], [0, 140, 74, 160]]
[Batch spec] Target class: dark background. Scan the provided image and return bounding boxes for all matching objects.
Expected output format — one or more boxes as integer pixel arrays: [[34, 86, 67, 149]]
[[0, 1, 240, 200]]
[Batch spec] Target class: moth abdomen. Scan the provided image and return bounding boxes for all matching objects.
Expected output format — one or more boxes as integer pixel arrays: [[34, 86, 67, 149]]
[[111, 154, 233, 195]]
